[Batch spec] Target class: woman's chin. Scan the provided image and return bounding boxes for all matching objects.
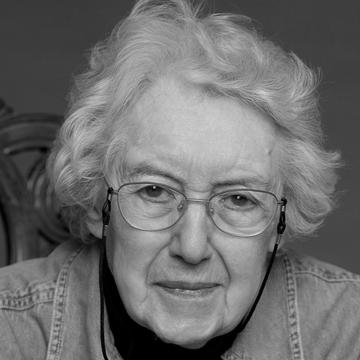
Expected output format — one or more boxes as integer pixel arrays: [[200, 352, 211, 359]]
[[150, 317, 220, 349]]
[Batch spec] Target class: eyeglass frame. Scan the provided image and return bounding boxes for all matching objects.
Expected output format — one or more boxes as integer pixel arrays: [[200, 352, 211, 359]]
[[108, 181, 287, 238]]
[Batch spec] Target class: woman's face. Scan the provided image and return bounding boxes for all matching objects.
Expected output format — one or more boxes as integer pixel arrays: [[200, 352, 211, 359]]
[[90, 78, 280, 349]]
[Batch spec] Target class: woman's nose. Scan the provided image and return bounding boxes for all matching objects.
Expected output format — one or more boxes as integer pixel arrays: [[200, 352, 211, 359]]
[[168, 201, 213, 264]]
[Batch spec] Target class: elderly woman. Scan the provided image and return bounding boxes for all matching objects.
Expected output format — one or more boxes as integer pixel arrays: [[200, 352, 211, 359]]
[[1, 0, 359, 359]]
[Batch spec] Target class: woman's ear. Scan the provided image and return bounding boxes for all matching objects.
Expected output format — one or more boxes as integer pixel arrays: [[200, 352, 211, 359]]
[[86, 207, 103, 239]]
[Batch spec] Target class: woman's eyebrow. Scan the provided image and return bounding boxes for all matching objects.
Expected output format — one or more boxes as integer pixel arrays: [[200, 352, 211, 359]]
[[121, 162, 184, 184], [212, 177, 272, 190]]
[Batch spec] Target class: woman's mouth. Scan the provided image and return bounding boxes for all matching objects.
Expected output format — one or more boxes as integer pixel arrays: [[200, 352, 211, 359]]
[[155, 281, 220, 298]]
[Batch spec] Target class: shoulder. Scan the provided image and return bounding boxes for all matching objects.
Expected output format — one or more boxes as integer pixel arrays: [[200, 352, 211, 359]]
[[0, 240, 87, 359], [288, 250, 360, 282], [0, 239, 85, 295], [284, 249, 360, 307], [282, 249, 360, 359]]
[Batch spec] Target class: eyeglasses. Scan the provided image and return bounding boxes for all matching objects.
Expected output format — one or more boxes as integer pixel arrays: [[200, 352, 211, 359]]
[[110, 182, 286, 237]]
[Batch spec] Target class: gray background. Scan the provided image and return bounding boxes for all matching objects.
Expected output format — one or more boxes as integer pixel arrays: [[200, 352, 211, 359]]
[[0, 0, 359, 272]]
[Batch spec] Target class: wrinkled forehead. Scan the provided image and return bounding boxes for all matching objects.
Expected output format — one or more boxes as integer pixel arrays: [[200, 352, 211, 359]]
[[123, 76, 277, 146], [108, 77, 281, 192]]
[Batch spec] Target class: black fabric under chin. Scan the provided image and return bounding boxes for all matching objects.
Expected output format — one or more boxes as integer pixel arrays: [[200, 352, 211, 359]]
[[102, 254, 240, 360]]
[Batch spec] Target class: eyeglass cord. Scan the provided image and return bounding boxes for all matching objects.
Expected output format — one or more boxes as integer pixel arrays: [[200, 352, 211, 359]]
[[99, 188, 113, 360], [234, 235, 281, 334], [98, 189, 286, 360], [99, 243, 110, 360]]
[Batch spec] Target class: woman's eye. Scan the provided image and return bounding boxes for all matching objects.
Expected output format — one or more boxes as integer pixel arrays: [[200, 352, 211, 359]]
[[142, 185, 165, 197], [222, 193, 257, 209], [138, 185, 173, 202], [230, 195, 252, 206]]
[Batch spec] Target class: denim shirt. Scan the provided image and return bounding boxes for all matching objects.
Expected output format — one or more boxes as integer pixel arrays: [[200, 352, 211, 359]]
[[0, 240, 360, 360]]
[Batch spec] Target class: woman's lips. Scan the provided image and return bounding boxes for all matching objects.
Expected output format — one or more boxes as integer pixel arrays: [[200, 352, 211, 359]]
[[155, 281, 220, 298]]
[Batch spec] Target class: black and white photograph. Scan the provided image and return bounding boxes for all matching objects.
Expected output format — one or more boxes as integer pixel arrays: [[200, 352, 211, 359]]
[[0, 1, 360, 359]]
